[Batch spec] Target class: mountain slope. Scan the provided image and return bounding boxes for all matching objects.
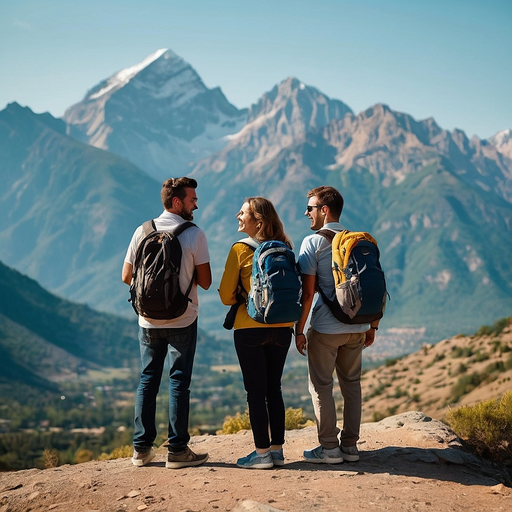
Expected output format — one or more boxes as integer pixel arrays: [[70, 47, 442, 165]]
[[361, 318, 512, 423], [0, 260, 140, 396], [64, 49, 247, 181], [0, 102, 161, 315]]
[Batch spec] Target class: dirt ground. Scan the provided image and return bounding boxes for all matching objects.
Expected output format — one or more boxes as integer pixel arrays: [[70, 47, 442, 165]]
[[0, 412, 510, 512]]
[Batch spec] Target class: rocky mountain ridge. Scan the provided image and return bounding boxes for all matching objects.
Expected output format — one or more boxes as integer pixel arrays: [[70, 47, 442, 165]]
[[64, 48, 247, 181], [1, 49, 512, 345]]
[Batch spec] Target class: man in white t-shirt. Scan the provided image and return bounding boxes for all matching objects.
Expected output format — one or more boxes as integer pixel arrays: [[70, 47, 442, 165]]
[[122, 177, 211, 469]]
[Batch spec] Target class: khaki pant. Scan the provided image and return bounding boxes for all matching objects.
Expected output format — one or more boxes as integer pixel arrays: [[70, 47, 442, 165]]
[[307, 328, 365, 449]]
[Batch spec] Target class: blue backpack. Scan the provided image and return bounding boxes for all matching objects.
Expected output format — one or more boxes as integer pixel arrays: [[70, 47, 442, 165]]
[[246, 240, 302, 324]]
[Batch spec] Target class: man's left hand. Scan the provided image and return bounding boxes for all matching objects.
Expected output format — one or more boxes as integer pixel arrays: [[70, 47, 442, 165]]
[[364, 328, 376, 348]]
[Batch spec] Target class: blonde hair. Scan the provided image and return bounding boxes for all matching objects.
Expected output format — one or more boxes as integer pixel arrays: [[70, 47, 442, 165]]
[[246, 197, 292, 248]]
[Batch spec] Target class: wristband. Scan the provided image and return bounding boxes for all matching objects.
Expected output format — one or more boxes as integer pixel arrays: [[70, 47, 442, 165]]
[[295, 332, 304, 336], [370, 326, 378, 330]]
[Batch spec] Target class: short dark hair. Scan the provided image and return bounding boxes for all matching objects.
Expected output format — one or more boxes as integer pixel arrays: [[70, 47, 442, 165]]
[[307, 186, 344, 218], [161, 177, 197, 209]]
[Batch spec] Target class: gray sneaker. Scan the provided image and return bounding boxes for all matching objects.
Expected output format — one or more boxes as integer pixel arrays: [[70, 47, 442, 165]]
[[271, 448, 285, 467], [341, 444, 359, 462], [303, 445, 343, 464], [131, 447, 156, 467], [166, 446, 209, 469], [236, 450, 274, 469]]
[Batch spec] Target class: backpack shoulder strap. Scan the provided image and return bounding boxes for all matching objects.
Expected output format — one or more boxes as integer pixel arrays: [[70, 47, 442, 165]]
[[316, 228, 344, 243], [172, 221, 196, 237], [233, 238, 259, 251], [141, 219, 157, 238]]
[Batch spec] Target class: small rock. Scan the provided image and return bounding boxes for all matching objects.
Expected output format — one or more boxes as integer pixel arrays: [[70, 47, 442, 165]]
[[233, 500, 286, 512], [490, 483, 510, 495]]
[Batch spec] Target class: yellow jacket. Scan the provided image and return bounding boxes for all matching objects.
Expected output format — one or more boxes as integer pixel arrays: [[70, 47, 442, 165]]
[[218, 241, 294, 330]]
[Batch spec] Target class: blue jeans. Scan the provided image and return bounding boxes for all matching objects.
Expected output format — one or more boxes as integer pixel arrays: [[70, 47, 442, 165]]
[[133, 320, 197, 452]]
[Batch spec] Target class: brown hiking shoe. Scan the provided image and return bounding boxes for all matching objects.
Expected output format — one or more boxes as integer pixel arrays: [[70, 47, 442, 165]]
[[131, 447, 156, 467], [165, 446, 209, 469]]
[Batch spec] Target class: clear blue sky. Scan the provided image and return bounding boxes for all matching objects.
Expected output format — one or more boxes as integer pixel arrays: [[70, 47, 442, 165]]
[[1, 0, 511, 139]]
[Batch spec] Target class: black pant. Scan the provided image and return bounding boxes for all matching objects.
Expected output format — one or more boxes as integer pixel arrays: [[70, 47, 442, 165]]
[[234, 327, 292, 449]]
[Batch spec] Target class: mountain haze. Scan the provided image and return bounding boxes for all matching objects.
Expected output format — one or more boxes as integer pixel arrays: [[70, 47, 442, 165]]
[[1, 48, 512, 349], [0, 260, 139, 399], [64, 49, 247, 181], [190, 98, 512, 339], [0, 102, 161, 314]]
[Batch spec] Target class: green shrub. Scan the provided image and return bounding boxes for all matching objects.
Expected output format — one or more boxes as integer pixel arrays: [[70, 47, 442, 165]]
[[474, 351, 490, 363], [451, 373, 481, 403], [451, 346, 473, 359], [372, 411, 386, 422], [97, 444, 133, 461], [218, 407, 311, 435], [392, 387, 408, 399], [219, 409, 251, 434], [445, 392, 512, 465], [284, 407, 313, 430], [454, 362, 467, 376], [475, 317, 511, 337], [367, 383, 388, 399], [482, 361, 506, 382]]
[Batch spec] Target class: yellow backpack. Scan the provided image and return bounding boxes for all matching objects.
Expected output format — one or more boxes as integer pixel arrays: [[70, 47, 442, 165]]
[[317, 229, 387, 324]]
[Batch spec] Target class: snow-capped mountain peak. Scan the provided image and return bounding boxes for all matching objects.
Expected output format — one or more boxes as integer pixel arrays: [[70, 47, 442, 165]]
[[488, 128, 512, 159], [64, 48, 247, 181], [89, 48, 170, 100]]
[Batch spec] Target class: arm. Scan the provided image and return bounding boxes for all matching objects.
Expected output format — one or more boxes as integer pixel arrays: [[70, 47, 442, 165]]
[[122, 262, 133, 285], [295, 273, 316, 356], [195, 262, 212, 290], [218, 245, 244, 305]]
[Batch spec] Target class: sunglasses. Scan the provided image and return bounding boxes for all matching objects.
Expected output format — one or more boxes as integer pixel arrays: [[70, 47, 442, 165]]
[[306, 205, 324, 212]]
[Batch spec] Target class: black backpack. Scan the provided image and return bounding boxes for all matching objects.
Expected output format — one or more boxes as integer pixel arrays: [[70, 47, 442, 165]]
[[129, 220, 195, 319]]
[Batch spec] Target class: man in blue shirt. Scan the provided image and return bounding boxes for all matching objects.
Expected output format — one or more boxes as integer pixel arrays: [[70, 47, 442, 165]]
[[296, 186, 378, 464]]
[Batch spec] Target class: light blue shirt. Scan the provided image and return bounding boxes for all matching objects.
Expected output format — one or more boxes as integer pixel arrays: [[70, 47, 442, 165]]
[[298, 222, 369, 335]]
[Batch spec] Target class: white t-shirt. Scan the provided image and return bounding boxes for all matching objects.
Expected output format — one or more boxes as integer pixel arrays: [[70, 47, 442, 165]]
[[124, 210, 210, 328]]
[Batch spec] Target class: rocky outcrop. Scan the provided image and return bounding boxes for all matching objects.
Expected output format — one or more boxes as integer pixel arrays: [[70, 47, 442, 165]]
[[1, 412, 510, 512]]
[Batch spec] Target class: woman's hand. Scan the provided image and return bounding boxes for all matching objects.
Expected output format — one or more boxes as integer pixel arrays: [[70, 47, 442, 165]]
[[296, 333, 307, 356]]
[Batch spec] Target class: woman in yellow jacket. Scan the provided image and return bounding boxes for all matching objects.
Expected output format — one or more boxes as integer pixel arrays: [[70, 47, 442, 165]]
[[219, 197, 294, 469]]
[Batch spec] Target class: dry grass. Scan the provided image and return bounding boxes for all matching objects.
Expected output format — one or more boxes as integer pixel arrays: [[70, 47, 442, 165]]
[[358, 319, 512, 423]]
